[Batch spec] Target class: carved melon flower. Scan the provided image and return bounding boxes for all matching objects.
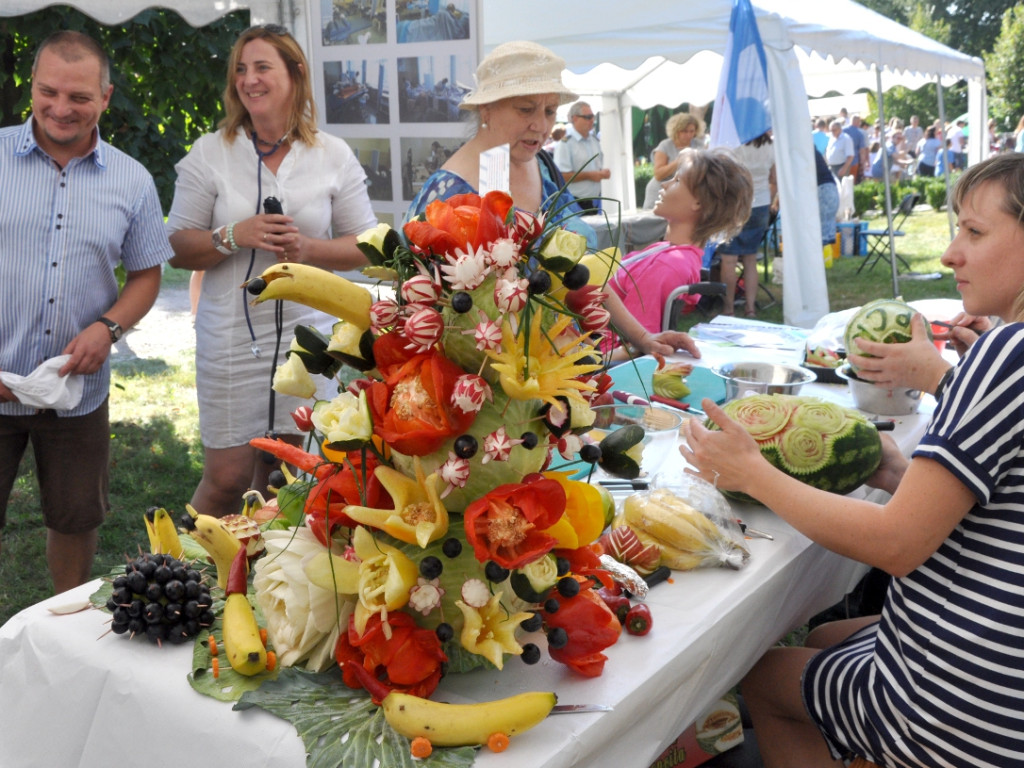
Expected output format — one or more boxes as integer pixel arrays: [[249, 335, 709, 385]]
[[252, 527, 354, 672], [455, 591, 533, 669], [311, 389, 373, 450], [487, 311, 602, 407]]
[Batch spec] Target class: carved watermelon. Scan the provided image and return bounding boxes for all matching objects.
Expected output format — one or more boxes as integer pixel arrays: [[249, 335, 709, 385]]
[[843, 298, 929, 373], [710, 394, 882, 503]]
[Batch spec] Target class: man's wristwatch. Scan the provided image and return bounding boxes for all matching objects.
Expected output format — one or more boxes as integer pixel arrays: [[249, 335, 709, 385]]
[[212, 225, 235, 255], [98, 316, 123, 343]]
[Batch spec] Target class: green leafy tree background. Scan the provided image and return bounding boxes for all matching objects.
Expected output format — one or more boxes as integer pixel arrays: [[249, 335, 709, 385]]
[[0, 5, 249, 210], [987, 5, 1024, 134]]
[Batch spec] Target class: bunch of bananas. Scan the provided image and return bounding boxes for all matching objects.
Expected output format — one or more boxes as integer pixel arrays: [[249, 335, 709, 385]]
[[621, 489, 748, 571]]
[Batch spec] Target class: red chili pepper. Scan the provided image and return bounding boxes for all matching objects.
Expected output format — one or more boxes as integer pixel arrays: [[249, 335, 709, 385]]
[[597, 587, 631, 625], [625, 603, 653, 636]]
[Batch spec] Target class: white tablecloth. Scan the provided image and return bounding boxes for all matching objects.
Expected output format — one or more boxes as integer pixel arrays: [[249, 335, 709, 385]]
[[0, 337, 937, 768]]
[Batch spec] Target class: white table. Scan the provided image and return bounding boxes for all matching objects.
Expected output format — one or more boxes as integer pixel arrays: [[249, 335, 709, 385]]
[[0, 338, 937, 768]]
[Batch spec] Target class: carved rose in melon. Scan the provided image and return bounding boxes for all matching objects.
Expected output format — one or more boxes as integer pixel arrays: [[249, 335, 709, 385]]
[[709, 394, 882, 503]]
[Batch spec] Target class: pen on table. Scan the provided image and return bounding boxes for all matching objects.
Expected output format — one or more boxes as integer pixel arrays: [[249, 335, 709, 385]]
[[612, 390, 650, 406]]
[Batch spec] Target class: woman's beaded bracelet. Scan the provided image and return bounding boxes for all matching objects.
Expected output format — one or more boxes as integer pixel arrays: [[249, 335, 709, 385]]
[[933, 366, 954, 400], [226, 221, 239, 252]]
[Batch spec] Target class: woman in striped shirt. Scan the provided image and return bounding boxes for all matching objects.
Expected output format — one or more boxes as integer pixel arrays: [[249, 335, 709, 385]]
[[682, 151, 1024, 767]]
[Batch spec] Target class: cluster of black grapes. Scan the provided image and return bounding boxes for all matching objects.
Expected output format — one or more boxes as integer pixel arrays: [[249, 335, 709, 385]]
[[107, 553, 214, 645]]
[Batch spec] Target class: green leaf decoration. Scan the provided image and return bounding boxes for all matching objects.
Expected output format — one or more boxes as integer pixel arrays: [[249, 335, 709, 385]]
[[189, 626, 279, 702], [234, 668, 477, 768]]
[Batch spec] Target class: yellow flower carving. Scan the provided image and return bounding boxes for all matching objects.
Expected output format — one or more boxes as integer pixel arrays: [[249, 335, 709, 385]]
[[487, 311, 601, 408], [455, 591, 533, 669], [343, 457, 450, 548]]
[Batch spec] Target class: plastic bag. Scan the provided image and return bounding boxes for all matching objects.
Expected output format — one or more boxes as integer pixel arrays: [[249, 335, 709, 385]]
[[616, 473, 750, 571], [804, 306, 860, 365]]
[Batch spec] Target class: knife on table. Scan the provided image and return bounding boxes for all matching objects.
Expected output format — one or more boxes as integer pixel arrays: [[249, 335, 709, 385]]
[[550, 704, 614, 714]]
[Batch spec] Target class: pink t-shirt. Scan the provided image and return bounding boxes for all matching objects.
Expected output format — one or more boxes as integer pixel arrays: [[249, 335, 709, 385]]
[[603, 241, 703, 350]]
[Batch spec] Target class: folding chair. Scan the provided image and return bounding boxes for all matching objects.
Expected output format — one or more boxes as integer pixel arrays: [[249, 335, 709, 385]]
[[856, 192, 919, 274], [661, 273, 726, 331]]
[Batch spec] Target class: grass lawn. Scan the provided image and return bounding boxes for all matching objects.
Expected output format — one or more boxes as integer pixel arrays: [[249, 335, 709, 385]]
[[0, 213, 960, 628]]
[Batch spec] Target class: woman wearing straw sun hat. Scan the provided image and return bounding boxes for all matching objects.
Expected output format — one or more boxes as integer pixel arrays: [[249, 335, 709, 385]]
[[406, 40, 700, 360]]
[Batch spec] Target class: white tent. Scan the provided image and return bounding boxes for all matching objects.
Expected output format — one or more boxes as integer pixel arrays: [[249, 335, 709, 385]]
[[4, 0, 985, 326], [480, 0, 986, 327]]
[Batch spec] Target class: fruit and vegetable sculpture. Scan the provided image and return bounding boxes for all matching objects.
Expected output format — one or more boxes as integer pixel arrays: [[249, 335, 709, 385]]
[[843, 298, 928, 373], [712, 394, 882, 502]]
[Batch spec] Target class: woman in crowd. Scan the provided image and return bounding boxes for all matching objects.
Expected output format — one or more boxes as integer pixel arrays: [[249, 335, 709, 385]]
[[166, 25, 377, 516], [716, 128, 776, 317], [603, 148, 751, 359], [916, 124, 942, 177], [641, 112, 704, 209], [406, 40, 698, 360], [682, 151, 1024, 767]]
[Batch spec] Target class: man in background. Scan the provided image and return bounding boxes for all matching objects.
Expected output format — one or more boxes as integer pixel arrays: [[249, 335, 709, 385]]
[[0, 31, 171, 594], [554, 101, 610, 211]]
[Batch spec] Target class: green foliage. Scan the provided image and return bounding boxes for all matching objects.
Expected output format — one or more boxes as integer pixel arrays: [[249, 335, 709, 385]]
[[633, 162, 653, 205], [860, 0, 1017, 58], [986, 5, 1024, 132], [0, 5, 249, 211]]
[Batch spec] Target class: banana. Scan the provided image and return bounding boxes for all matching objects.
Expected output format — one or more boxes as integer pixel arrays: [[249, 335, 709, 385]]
[[144, 506, 184, 560], [622, 489, 748, 571], [182, 504, 242, 591], [382, 690, 557, 748], [248, 262, 372, 331], [221, 545, 267, 676]]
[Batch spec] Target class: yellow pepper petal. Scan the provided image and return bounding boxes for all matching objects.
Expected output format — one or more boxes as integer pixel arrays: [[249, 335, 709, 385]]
[[455, 592, 532, 670], [344, 459, 449, 547]]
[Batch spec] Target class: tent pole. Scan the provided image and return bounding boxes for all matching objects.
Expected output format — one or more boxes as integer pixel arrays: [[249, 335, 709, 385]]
[[936, 76, 955, 240], [875, 67, 899, 299]]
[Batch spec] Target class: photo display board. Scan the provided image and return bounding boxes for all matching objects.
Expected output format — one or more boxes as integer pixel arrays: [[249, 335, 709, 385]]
[[310, 0, 478, 227]]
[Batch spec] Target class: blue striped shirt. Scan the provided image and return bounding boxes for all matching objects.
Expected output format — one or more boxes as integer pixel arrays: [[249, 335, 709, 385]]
[[804, 322, 1024, 767], [0, 118, 172, 417]]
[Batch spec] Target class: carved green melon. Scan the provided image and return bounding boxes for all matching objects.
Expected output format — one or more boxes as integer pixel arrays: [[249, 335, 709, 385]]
[[843, 298, 929, 373], [710, 394, 882, 503]]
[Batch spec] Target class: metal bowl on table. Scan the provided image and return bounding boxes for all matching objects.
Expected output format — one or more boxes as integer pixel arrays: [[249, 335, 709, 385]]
[[835, 364, 923, 416], [710, 361, 816, 402]]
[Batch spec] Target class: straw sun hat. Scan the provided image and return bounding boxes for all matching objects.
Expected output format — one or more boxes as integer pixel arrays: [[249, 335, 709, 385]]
[[460, 40, 578, 110]]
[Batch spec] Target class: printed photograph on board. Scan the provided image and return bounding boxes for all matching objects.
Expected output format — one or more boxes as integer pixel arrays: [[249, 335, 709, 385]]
[[323, 59, 390, 124], [321, 0, 388, 46], [395, 0, 470, 43], [400, 136, 465, 200], [347, 137, 394, 201], [397, 54, 472, 123]]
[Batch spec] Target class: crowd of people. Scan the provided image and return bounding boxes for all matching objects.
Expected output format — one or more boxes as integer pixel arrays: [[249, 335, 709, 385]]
[[8, 27, 1024, 768]]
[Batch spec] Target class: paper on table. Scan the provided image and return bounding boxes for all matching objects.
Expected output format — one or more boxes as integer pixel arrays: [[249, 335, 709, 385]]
[[479, 144, 509, 195], [0, 355, 83, 410], [690, 316, 809, 351]]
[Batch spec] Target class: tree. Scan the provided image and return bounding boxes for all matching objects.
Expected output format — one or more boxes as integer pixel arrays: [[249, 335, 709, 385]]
[[0, 6, 249, 210], [986, 5, 1024, 133], [860, 0, 1017, 58]]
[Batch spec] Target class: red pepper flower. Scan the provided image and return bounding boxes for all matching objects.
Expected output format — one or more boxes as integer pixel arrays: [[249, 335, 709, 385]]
[[305, 450, 391, 546], [463, 477, 565, 569], [335, 612, 447, 703], [403, 191, 514, 256], [367, 331, 476, 456], [545, 582, 621, 677]]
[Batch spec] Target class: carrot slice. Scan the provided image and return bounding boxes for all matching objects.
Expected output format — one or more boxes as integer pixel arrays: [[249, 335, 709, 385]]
[[410, 736, 432, 759], [487, 732, 510, 753]]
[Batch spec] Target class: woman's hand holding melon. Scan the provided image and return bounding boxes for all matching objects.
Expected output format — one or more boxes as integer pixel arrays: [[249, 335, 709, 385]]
[[847, 313, 951, 394]]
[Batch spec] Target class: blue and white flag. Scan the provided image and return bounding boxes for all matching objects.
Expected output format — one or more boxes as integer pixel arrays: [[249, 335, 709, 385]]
[[710, 0, 771, 148]]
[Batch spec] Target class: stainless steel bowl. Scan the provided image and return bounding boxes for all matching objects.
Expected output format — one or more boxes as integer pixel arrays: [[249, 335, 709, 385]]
[[835, 364, 923, 416], [710, 361, 816, 402]]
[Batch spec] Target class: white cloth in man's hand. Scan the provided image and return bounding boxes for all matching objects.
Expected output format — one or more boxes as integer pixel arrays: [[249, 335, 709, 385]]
[[0, 355, 84, 410]]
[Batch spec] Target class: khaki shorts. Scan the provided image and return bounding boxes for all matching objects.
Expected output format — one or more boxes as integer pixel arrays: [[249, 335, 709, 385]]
[[0, 399, 109, 534]]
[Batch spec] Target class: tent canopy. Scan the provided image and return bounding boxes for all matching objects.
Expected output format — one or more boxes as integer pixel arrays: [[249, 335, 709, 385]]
[[0, 0, 278, 26], [481, 0, 985, 326]]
